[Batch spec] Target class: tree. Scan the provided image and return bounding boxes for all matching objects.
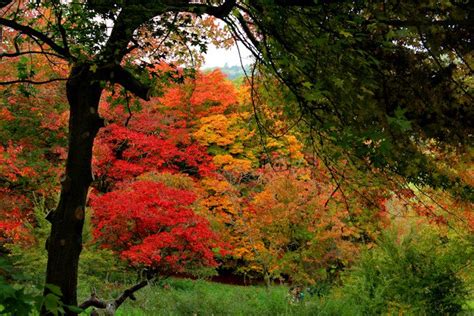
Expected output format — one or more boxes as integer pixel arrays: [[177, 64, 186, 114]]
[[254, 168, 391, 283], [90, 180, 225, 275], [0, 0, 471, 314], [226, 1, 473, 199], [0, 1, 238, 312]]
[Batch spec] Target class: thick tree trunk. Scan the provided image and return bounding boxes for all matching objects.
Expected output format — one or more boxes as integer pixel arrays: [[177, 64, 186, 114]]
[[43, 65, 104, 315]]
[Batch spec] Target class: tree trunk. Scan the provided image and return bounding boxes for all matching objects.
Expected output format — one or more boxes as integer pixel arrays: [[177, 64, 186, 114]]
[[43, 65, 104, 315]]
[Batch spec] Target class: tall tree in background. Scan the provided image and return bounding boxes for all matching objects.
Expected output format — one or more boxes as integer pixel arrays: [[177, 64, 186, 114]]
[[0, 0, 472, 313]]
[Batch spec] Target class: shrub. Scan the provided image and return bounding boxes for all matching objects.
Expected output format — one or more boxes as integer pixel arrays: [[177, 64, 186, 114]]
[[0, 256, 37, 315], [337, 225, 473, 315], [8, 196, 132, 294]]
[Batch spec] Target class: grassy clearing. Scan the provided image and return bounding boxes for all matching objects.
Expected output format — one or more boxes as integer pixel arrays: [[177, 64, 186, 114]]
[[79, 278, 316, 316]]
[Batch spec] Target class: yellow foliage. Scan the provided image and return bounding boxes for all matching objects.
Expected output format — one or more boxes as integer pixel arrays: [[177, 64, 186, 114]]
[[201, 177, 232, 193], [213, 154, 253, 173], [194, 114, 255, 148]]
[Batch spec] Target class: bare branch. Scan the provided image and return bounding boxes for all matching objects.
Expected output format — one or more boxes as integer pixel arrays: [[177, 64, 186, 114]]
[[324, 182, 340, 208], [52, 1, 70, 56], [202, 0, 236, 19], [79, 279, 150, 313], [78, 292, 107, 310], [113, 279, 149, 308], [124, 92, 133, 127], [0, 78, 67, 85], [0, 50, 64, 59]]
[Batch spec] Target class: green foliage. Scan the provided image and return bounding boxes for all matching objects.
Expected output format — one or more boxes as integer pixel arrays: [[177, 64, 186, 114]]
[[1, 1, 472, 313], [8, 196, 50, 285], [0, 256, 37, 315], [79, 206, 132, 289], [0, 257, 66, 316], [0, 199, 76, 315], [9, 196, 132, 293], [330, 226, 474, 315], [42, 284, 66, 316], [243, 1, 474, 200]]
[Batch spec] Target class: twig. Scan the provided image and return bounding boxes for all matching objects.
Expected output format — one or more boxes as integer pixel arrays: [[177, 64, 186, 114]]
[[124, 92, 132, 127]]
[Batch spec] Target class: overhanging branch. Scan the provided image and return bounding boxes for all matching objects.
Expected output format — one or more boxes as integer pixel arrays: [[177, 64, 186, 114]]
[[0, 50, 64, 59], [98, 65, 152, 101], [112, 66, 152, 101], [0, 78, 67, 85], [203, 0, 236, 18], [0, 17, 70, 59], [162, 0, 236, 19]]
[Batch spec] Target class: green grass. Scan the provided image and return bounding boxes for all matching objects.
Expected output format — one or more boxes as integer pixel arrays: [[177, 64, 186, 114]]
[[78, 277, 474, 316], [3, 276, 473, 315], [78, 278, 318, 316]]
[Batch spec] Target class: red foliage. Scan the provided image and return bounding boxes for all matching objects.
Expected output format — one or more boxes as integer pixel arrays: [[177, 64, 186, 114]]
[[90, 181, 226, 272], [0, 143, 36, 182], [94, 123, 214, 184], [0, 189, 32, 244], [93, 72, 235, 187], [159, 69, 238, 118]]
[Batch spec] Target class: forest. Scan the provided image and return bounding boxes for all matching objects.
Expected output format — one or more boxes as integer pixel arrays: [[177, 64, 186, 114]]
[[0, 1, 473, 315]]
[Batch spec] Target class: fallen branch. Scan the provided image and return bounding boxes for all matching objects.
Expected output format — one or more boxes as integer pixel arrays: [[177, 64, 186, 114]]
[[79, 279, 150, 315]]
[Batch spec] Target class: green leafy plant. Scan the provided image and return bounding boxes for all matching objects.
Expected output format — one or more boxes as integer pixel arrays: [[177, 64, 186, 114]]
[[338, 225, 473, 315], [0, 256, 37, 315]]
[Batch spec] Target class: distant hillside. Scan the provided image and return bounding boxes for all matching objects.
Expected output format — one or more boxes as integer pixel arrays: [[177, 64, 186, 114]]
[[204, 64, 250, 80]]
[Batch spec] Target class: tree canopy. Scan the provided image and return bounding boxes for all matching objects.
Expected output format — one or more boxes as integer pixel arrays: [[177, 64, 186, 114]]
[[225, 1, 473, 199], [0, 0, 472, 314], [1, 0, 472, 197]]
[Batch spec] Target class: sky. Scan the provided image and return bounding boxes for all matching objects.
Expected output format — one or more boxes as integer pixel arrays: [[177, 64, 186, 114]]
[[202, 42, 253, 69]]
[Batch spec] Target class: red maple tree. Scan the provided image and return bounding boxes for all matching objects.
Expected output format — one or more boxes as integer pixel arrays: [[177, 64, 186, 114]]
[[90, 180, 227, 274]]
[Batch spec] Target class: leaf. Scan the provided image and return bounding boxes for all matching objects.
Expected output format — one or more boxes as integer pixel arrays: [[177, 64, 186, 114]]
[[65, 304, 84, 313], [44, 283, 62, 297], [90, 64, 98, 73], [339, 30, 352, 38], [302, 82, 312, 88], [43, 293, 62, 316], [387, 107, 412, 132]]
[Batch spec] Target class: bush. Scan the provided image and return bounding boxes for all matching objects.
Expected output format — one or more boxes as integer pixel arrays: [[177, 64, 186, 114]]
[[7, 195, 50, 285], [334, 225, 473, 315], [8, 196, 133, 300], [0, 256, 38, 315]]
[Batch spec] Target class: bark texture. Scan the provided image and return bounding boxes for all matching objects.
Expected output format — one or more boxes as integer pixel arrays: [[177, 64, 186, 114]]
[[43, 65, 104, 314]]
